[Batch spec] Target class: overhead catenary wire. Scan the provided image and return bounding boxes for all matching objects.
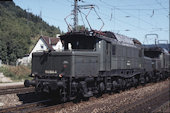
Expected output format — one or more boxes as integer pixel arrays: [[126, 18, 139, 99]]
[[77, 0, 159, 32], [155, 0, 169, 12], [98, 0, 158, 28], [98, 0, 168, 8], [111, 8, 168, 11], [82, 1, 145, 31], [98, 11, 147, 31], [65, 0, 168, 34]]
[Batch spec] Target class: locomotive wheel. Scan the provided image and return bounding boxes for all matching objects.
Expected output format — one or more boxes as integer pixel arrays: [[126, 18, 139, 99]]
[[99, 82, 105, 93], [160, 73, 163, 80], [121, 79, 126, 91], [74, 92, 82, 103], [60, 88, 67, 102], [112, 80, 118, 92], [95, 82, 105, 97], [145, 76, 149, 83], [125, 79, 130, 89], [141, 79, 146, 86]]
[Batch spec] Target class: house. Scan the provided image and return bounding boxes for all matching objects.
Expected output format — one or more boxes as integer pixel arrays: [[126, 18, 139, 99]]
[[17, 35, 63, 65]]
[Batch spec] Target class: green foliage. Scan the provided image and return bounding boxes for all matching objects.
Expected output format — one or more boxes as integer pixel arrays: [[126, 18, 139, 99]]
[[0, 66, 14, 78], [0, 1, 61, 64], [0, 65, 31, 81]]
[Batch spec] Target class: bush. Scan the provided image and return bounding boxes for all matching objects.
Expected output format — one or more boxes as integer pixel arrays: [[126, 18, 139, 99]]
[[0, 65, 31, 81]]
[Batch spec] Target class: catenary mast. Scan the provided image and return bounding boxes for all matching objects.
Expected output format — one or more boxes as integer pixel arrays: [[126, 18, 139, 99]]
[[73, 0, 80, 32]]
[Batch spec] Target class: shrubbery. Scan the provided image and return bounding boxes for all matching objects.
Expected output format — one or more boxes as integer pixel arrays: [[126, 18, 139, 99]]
[[0, 65, 31, 81]]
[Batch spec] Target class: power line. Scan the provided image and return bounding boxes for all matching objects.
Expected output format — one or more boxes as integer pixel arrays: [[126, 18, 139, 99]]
[[98, 10, 167, 33], [64, 0, 168, 34], [111, 8, 168, 11], [75, 0, 157, 31], [155, 0, 169, 12], [98, 11, 147, 31], [98, 0, 158, 28], [99, 0, 168, 7]]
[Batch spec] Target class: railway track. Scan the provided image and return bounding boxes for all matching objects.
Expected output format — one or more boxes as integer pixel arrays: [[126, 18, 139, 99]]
[[0, 80, 169, 113], [0, 99, 52, 113], [115, 88, 170, 113], [4, 83, 158, 113], [0, 98, 73, 113], [0, 85, 34, 95], [152, 101, 170, 113], [32, 86, 170, 113], [29, 83, 159, 113], [28, 101, 74, 113]]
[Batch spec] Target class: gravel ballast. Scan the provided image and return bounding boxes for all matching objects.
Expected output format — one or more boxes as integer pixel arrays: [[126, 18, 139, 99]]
[[0, 94, 22, 109], [57, 79, 169, 113], [0, 79, 169, 112]]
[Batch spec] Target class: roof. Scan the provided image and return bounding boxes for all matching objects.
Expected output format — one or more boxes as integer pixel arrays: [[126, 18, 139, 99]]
[[60, 31, 142, 48], [114, 33, 134, 45], [144, 46, 169, 54], [41, 36, 60, 50], [144, 44, 170, 53], [101, 32, 142, 47]]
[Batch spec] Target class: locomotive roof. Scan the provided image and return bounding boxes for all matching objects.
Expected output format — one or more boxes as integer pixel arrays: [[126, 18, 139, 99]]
[[114, 33, 134, 45], [60, 31, 142, 48], [102, 31, 141, 45], [144, 46, 169, 54]]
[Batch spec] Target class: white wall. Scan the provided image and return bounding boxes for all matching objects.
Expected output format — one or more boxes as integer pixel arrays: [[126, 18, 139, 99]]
[[28, 38, 48, 62], [17, 37, 64, 65], [16, 38, 48, 65], [52, 40, 63, 51]]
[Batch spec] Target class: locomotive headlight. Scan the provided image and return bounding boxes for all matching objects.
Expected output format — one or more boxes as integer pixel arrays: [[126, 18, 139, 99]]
[[29, 73, 36, 77], [32, 73, 35, 77], [59, 74, 63, 78], [30, 72, 38, 77]]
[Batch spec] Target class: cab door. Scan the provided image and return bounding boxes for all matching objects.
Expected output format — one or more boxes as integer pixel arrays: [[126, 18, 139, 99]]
[[105, 42, 111, 71]]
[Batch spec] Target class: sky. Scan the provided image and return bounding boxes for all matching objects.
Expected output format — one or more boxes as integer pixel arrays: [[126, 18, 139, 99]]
[[13, 0, 169, 44]]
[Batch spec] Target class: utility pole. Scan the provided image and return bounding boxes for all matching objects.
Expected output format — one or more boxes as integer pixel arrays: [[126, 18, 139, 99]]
[[69, 0, 100, 32], [73, 0, 79, 32]]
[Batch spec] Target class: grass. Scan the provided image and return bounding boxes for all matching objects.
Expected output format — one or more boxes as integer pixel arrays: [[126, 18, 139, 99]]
[[0, 65, 31, 82]]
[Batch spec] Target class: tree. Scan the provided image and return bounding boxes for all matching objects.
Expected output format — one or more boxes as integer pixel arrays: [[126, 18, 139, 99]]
[[0, 1, 61, 64]]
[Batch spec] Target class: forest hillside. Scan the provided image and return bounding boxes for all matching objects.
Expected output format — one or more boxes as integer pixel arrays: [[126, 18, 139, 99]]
[[0, 1, 61, 64]]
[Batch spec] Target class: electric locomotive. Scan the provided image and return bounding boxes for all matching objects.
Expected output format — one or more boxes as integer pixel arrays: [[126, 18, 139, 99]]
[[144, 46, 170, 81], [24, 30, 164, 101], [24, 0, 170, 101]]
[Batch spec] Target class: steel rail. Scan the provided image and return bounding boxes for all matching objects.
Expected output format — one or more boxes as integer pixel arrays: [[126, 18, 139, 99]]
[[0, 84, 24, 90], [0, 99, 51, 113], [0, 87, 34, 95]]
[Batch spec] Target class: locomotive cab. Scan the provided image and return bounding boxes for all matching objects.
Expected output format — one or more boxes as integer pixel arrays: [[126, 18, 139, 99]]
[[25, 31, 101, 98], [144, 47, 170, 80]]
